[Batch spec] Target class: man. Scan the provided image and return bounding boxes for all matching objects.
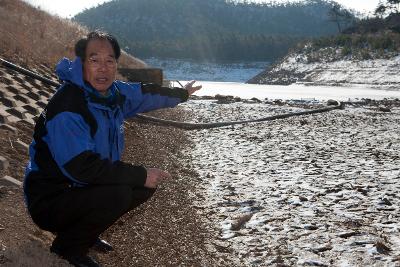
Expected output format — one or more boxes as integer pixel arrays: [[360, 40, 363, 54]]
[[23, 31, 201, 267]]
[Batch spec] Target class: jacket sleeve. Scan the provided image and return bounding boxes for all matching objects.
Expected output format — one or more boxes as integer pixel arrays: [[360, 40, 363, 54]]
[[45, 112, 146, 186], [118, 81, 189, 118]]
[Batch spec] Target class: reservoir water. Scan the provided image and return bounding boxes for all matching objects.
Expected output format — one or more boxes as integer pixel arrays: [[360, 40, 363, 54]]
[[186, 81, 400, 101], [146, 58, 400, 101]]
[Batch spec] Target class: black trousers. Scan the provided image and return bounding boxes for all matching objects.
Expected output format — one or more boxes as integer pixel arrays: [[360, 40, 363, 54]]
[[29, 185, 155, 257]]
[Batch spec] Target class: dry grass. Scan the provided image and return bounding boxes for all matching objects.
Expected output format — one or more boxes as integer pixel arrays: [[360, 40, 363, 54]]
[[0, 0, 146, 70]]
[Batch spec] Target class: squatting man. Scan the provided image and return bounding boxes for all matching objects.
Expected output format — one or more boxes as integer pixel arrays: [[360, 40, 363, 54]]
[[24, 30, 201, 267]]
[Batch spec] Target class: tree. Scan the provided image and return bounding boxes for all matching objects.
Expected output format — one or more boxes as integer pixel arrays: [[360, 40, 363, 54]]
[[374, 0, 400, 16], [375, 3, 387, 17], [328, 3, 353, 33], [388, 0, 400, 13]]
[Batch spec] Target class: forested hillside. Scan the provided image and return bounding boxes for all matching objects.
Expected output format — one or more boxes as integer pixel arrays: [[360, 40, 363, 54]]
[[74, 0, 355, 61]]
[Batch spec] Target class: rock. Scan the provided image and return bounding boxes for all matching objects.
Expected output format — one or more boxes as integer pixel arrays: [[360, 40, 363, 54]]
[[0, 176, 22, 187], [0, 124, 17, 134], [352, 239, 375, 246], [250, 97, 262, 103], [13, 140, 29, 152], [215, 94, 236, 104], [337, 231, 359, 238], [231, 213, 253, 231], [304, 224, 318, 230], [299, 195, 308, 201], [312, 244, 333, 253], [378, 198, 392, 206], [273, 99, 283, 105], [327, 99, 339, 106], [302, 259, 328, 266], [379, 106, 391, 112], [0, 156, 9, 172], [0, 97, 16, 107], [375, 241, 391, 254]]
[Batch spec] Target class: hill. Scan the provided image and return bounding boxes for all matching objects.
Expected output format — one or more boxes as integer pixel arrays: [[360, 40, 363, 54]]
[[248, 12, 400, 86], [0, 0, 146, 73], [73, 0, 355, 61]]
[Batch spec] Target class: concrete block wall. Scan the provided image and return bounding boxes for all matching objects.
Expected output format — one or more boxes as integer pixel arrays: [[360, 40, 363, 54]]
[[0, 64, 57, 187]]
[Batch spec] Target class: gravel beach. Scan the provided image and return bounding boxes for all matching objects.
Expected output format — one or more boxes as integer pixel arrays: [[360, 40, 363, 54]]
[[1, 97, 400, 266], [180, 98, 400, 266]]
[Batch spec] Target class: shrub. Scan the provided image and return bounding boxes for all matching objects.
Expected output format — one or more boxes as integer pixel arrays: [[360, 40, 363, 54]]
[[341, 46, 352, 56], [0, 0, 145, 70]]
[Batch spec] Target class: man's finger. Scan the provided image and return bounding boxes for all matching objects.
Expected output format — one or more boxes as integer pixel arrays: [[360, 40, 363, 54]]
[[161, 171, 172, 179], [185, 80, 196, 88]]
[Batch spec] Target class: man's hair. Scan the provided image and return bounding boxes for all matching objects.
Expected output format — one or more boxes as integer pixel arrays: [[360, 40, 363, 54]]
[[75, 30, 121, 60]]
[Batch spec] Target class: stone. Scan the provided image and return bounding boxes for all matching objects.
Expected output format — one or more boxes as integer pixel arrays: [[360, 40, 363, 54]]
[[26, 91, 41, 101], [327, 99, 339, 106], [14, 140, 29, 152], [36, 100, 48, 109], [0, 175, 22, 187], [14, 94, 30, 104], [22, 104, 40, 115], [37, 90, 51, 98], [0, 97, 16, 107], [5, 115, 20, 123], [0, 156, 9, 171], [6, 107, 27, 119], [0, 113, 10, 124], [379, 106, 391, 112], [338, 231, 359, 238], [0, 124, 18, 134], [4, 85, 19, 95], [20, 118, 35, 126]]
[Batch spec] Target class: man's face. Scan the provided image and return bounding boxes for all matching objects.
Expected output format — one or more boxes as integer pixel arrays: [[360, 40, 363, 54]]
[[83, 39, 117, 95]]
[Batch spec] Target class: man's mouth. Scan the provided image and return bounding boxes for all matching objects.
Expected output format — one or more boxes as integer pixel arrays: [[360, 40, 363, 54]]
[[96, 77, 108, 84]]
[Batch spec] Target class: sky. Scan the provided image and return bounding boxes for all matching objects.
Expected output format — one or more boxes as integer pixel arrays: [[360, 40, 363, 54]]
[[23, 0, 382, 18]]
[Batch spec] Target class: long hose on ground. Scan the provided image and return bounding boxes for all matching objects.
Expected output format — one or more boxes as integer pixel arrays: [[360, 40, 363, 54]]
[[0, 57, 344, 130]]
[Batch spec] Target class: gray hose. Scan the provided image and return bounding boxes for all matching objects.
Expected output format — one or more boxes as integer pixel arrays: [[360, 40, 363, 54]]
[[0, 57, 344, 130], [136, 102, 344, 130], [0, 58, 59, 87]]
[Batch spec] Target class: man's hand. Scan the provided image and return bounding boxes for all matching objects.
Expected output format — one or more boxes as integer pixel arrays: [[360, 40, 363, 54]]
[[144, 168, 171, 188], [184, 80, 202, 95]]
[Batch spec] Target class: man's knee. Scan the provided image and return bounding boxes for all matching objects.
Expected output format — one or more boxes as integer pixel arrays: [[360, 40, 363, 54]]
[[129, 187, 156, 210], [96, 185, 133, 215]]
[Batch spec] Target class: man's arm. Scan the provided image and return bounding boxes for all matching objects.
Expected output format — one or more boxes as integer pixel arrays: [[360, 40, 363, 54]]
[[46, 112, 147, 187], [118, 80, 201, 118]]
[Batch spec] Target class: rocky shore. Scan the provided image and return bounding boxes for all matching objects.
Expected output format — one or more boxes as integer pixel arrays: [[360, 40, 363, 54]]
[[181, 98, 400, 266], [247, 52, 400, 88], [1, 57, 400, 266]]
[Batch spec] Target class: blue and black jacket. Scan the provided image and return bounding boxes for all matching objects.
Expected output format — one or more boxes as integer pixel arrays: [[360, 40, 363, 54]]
[[23, 57, 188, 211]]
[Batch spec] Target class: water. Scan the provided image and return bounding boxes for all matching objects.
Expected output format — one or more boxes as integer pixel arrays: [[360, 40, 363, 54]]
[[144, 58, 400, 101], [144, 57, 269, 83], [178, 81, 400, 101]]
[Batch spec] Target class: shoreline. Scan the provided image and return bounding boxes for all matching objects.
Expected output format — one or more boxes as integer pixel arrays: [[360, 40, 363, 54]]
[[181, 99, 400, 266], [1, 94, 400, 266]]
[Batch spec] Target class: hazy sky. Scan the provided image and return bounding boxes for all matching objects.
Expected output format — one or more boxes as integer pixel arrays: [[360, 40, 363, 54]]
[[24, 0, 382, 18]]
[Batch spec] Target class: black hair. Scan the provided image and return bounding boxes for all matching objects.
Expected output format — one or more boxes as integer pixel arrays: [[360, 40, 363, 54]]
[[74, 30, 121, 61]]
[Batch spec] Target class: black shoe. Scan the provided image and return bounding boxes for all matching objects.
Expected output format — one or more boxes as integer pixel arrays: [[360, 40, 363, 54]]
[[64, 254, 100, 267], [92, 238, 113, 253], [50, 247, 101, 267]]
